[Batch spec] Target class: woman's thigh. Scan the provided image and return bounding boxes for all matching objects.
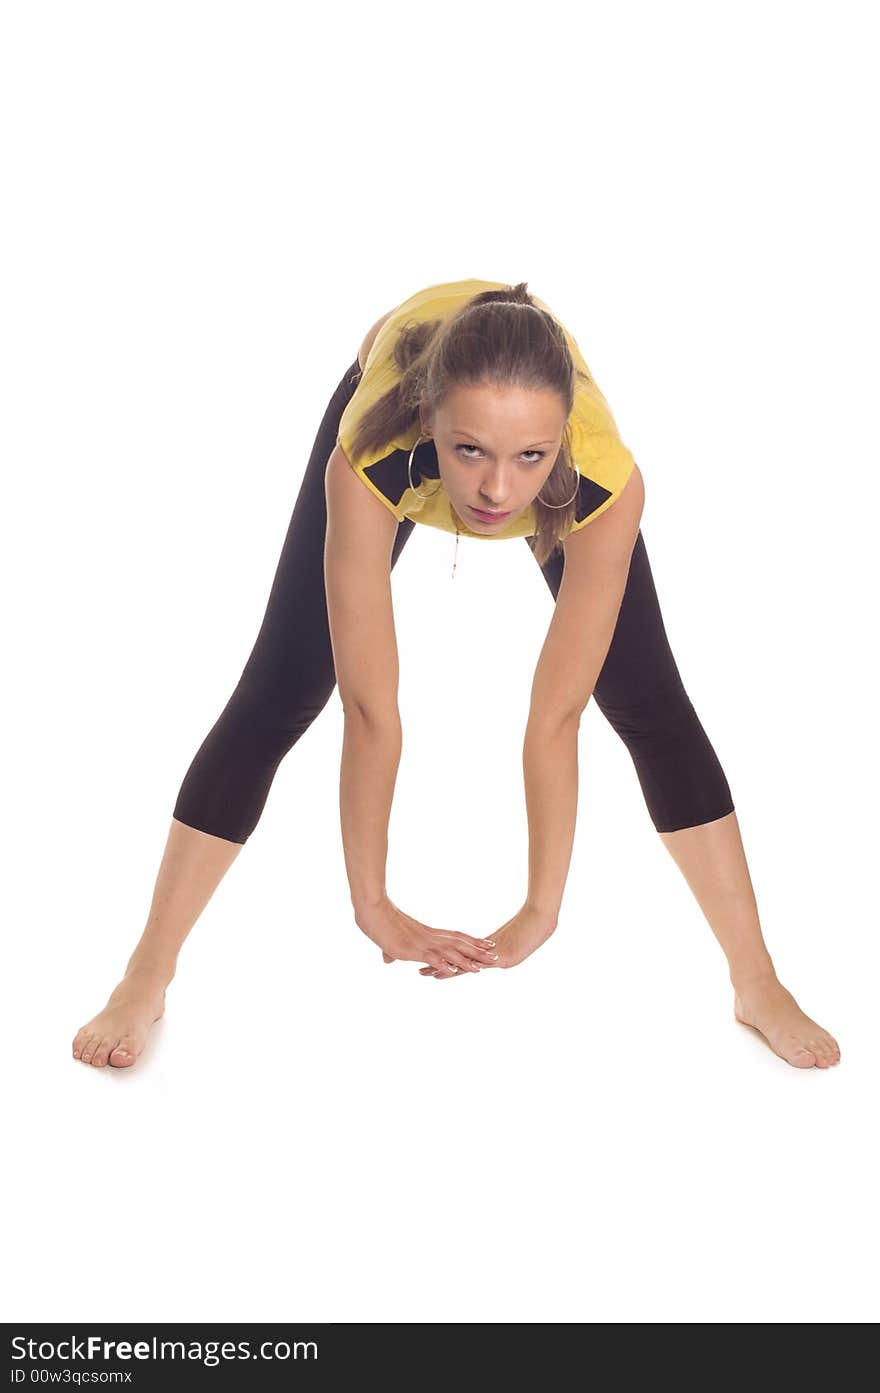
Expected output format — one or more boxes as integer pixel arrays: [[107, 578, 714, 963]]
[[234, 357, 416, 718], [172, 359, 416, 843]]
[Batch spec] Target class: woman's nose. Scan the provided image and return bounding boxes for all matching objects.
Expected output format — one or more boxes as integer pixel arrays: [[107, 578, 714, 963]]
[[479, 474, 511, 506]]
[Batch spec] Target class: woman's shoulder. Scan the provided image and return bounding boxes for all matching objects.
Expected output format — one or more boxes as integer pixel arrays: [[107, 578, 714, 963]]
[[358, 310, 397, 371]]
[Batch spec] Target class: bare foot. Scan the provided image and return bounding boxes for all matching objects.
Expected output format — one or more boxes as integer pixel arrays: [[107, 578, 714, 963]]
[[733, 974, 840, 1069], [72, 966, 169, 1069]]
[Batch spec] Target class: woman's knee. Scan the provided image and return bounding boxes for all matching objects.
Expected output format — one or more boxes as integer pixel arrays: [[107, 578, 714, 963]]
[[227, 667, 337, 741], [594, 676, 694, 745], [595, 679, 735, 832]]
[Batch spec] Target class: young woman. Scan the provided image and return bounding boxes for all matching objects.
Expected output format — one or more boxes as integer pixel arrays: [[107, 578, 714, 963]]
[[71, 278, 840, 1071]]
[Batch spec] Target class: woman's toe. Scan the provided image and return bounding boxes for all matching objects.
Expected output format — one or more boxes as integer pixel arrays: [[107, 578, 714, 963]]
[[109, 1038, 138, 1067]]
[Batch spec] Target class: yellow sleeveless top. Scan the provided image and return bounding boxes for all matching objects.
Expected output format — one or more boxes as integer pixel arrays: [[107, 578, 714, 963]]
[[336, 277, 636, 542]]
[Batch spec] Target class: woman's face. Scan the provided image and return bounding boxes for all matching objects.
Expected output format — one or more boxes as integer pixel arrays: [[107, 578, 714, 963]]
[[422, 381, 568, 531]]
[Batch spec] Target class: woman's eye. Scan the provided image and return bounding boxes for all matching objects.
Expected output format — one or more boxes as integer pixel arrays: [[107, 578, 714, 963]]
[[455, 444, 546, 462]]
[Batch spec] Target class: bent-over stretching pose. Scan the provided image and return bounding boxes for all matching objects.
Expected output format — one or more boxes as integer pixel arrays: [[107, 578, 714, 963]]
[[72, 278, 840, 1070]]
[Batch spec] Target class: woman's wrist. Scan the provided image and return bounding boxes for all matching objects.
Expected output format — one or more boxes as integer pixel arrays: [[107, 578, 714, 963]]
[[351, 887, 389, 925]]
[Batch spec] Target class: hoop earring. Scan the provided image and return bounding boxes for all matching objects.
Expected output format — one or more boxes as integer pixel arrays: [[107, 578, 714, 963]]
[[536, 465, 580, 509], [407, 434, 443, 500]]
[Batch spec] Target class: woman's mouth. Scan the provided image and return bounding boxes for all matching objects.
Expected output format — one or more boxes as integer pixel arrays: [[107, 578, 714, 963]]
[[470, 506, 512, 524]]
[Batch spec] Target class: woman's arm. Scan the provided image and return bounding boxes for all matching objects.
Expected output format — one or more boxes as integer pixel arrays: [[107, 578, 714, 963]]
[[524, 465, 645, 920], [325, 444, 499, 973], [324, 444, 403, 912]]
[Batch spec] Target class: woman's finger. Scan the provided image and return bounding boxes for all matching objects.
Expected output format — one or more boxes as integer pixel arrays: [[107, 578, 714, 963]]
[[425, 957, 460, 978], [419, 962, 470, 979], [448, 949, 481, 973], [424, 950, 454, 975], [440, 938, 499, 966], [453, 933, 498, 950]]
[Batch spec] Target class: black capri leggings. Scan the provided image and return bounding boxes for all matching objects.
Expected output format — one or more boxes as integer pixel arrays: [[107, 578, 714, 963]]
[[172, 358, 735, 843]]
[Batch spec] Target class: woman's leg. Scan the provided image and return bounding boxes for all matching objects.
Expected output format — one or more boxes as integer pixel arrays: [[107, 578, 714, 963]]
[[172, 360, 415, 844], [529, 530, 840, 1068], [73, 359, 417, 1069]]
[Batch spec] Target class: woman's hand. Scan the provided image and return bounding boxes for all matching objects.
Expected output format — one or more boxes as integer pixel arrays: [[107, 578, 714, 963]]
[[418, 904, 557, 978], [357, 894, 499, 976]]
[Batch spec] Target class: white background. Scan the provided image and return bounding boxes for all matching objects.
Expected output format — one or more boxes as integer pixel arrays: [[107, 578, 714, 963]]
[[3, 0, 878, 1324]]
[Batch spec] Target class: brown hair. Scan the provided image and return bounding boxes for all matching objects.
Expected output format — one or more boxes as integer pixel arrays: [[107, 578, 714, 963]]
[[347, 282, 588, 567]]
